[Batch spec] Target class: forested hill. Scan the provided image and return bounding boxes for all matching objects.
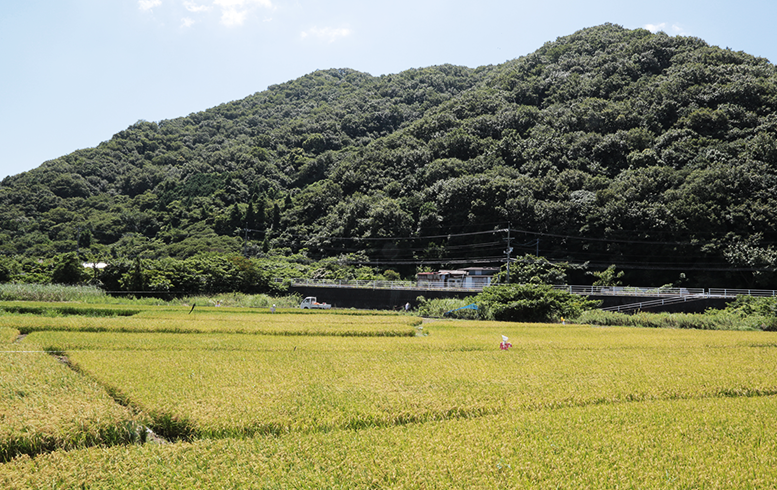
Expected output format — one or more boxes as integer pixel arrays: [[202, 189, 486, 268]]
[[2, 23, 777, 289]]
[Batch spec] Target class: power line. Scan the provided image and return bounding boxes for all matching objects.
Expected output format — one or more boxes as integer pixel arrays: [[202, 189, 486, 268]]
[[507, 227, 696, 246], [287, 228, 508, 242]]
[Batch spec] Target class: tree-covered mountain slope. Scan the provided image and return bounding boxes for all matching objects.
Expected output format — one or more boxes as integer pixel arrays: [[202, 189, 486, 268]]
[[2, 23, 777, 288]]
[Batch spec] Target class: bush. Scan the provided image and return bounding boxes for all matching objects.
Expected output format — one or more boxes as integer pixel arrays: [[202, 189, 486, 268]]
[[475, 284, 600, 323], [51, 253, 89, 285], [725, 296, 777, 317]]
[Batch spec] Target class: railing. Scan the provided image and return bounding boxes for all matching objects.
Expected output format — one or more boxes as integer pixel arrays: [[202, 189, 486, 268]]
[[601, 295, 708, 313], [708, 288, 777, 298], [553, 285, 706, 297], [287, 278, 777, 298], [288, 278, 483, 292]]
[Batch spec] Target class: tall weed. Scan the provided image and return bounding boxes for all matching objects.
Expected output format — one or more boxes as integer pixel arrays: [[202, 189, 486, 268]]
[[0, 283, 105, 302], [414, 296, 478, 319], [577, 309, 767, 330]]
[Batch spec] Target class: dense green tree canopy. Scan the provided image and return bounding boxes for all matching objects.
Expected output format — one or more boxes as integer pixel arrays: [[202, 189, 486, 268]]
[[2, 24, 777, 288]]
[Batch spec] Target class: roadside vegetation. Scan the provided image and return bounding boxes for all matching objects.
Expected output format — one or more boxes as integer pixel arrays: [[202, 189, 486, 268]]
[[416, 285, 777, 332], [579, 296, 777, 331]]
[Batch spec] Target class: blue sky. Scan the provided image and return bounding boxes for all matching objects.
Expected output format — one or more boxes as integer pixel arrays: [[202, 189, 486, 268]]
[[2, 0, 776, 180]]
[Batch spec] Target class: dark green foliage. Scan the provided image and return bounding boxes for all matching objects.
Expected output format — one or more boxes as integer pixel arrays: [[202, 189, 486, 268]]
[[2, 24, 777, 288], [474, 283, 600, 322], [51, 253, 88, 285], [497, 254, 575, 285], [0, 257, 12, 283], [723, 296, 777, 330], [102, 254, 284, 296], [94, 251, 395, 296], [590, 265, 625, 287]]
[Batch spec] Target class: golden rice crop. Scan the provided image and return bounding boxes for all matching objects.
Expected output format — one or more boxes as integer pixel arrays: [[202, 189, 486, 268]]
[[0, 306, 418, 337], [0, 343, 148, 462], [24, 321, 777, 354], [42, 322, 777, 439], [0, 328, 18, 344], [2, 395, 777, 488], [4, 306, 777, 487]]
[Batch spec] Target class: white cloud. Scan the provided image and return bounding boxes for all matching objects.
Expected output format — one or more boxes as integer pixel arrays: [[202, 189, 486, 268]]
[[214, 0, 273, 8], [213, 0, 274, 27], [220, 8, 248, 26], [138, 0, 162, 11], [138, 0, 273, 28], [183, 1, 210, 13], [301, 26, 352, 43]]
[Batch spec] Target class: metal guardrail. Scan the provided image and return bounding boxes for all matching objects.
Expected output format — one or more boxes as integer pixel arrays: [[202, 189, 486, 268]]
[[288, 278, 483, 293], [601, 295, 708, 313], [287, 279, 777, 299], [290, 278, 415, 288], [553, 285, 706, 297], [708, 288, 777, 298]]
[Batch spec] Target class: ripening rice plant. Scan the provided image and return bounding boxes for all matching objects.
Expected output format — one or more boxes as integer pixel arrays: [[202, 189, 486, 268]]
[[2, 395, 777, 489], [6, 307, 777, 487], [0, 327, 18, 344], [48, 321, 777, 440], [0, 307, 419, 337], [0, 344, 149, 461]]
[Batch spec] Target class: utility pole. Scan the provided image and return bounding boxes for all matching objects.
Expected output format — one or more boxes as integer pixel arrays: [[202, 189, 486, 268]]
[[243, 227, 249, 257], [504, 225, 513, 283]]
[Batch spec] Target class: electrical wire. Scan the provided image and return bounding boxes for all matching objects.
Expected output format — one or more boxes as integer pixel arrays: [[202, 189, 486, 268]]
[[244, 222, 776, 273]]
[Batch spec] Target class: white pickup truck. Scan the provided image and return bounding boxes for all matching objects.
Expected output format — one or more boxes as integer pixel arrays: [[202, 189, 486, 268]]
[[299, 297, 331, 309]]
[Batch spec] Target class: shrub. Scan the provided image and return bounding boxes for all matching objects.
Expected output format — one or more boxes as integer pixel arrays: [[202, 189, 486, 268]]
[[475, 284, 600, 322], [51, 253, 89, 285]]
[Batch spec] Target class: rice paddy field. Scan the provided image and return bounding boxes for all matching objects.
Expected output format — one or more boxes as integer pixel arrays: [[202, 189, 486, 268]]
[[2, 302, 777, 488]]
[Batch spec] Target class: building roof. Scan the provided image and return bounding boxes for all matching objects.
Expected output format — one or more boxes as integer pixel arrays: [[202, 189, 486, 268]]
[[460, 267, 500, 275]]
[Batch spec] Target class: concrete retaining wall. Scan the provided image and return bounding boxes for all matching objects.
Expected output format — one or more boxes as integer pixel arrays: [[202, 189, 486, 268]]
[[291, 285, 736, 313], [289, 285, 475, 310]]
